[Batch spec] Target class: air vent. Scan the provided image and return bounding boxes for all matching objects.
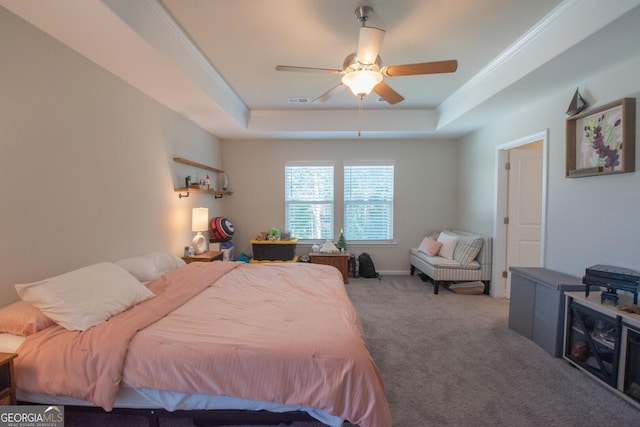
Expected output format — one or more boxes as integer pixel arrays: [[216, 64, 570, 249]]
[[287, 97, 310, 104]]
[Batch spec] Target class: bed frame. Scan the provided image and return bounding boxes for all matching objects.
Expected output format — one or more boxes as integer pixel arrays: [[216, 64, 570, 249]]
[[19, 402, 320, 427]]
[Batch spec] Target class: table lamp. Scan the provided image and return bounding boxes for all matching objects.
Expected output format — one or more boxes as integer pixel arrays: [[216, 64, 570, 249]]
[[191, 207, 209, 254]]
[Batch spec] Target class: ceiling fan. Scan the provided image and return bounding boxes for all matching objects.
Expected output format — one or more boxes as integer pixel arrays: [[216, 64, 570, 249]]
[[275, 6, 458, 105]]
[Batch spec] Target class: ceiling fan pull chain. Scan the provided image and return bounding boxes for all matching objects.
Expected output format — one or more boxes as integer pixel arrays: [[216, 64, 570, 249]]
[[357, 96, 363, 137]]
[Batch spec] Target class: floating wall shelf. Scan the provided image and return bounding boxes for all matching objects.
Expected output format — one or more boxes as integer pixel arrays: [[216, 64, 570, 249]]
[[173, 157, 223, 173], [173, 157, 232, 199]]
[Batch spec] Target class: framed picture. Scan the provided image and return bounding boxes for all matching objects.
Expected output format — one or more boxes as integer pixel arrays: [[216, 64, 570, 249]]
[[566, 97, 635, 177]]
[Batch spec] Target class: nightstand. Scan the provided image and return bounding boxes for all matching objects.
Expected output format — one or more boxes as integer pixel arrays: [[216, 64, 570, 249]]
[[182, 251, 224, 264], [310, 253, 350, 284], [0, 352, 17, 405]]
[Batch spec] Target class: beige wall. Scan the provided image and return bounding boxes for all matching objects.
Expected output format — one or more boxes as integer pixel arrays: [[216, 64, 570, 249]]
[[0, 7, 223, 305], [221, 138, 459, 272], [458, 54, 640, 279], [9, 1, 638, 304]]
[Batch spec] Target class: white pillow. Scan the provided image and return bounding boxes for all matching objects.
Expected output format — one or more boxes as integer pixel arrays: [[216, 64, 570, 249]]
[[116, 252, 186, 282], [15, 262, 155, 331], [437, 232, 459, 260]]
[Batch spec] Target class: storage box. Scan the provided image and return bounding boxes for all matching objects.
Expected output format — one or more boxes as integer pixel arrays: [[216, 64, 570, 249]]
[[509, 267, 584, 357], [449, 281, 485, 294], [251, 239, 297, 261]]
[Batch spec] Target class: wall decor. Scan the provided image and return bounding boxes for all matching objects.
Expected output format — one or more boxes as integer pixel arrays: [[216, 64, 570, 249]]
[[565, 88, 588, 117], [566, 97, 635, 178]]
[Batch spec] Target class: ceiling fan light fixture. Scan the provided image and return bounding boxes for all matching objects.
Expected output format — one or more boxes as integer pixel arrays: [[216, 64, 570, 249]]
[[341, 70, 383, 97]]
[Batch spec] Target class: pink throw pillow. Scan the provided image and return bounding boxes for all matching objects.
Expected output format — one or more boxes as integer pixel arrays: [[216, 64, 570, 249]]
[[0, 300, 55, 336], [418, 237, 443, 257]]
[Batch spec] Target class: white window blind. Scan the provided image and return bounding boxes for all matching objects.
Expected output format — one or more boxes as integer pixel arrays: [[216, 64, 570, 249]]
[[285, 163, 334, 240], [344, 162, 394, 241]]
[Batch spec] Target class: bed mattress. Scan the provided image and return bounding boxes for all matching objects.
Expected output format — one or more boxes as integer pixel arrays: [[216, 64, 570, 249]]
[[1, 333, 342, 425]]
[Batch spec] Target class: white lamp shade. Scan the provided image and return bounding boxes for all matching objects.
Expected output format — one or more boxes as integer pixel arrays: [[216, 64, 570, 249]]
[[357, 27, 385, 65], [341, 70, 383, 97], [191, 207, 209, 232]]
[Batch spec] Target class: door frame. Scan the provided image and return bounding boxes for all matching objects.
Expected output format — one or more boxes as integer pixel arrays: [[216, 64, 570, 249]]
[[492, 130, 549, 298]]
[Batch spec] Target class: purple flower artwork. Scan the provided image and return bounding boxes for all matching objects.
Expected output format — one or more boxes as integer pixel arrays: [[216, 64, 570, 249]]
[[577, 106, 624, 171]]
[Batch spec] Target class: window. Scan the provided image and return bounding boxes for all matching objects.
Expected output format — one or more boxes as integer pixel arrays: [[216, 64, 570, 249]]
[[285, 163, 334, 240], [344, 162, 394, 241]]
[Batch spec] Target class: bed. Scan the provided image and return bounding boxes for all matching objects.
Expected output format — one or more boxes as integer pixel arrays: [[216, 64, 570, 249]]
[[1, 257, 391, 427]]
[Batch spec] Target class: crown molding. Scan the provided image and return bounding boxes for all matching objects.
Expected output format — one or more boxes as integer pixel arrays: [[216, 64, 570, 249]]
[[456, 0, 579, 96], [436, 0, 640, 130], [103, 0, 249, 127]]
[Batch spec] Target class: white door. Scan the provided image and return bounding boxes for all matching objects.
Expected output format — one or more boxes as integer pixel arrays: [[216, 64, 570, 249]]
[[505, 142, 543, 297]]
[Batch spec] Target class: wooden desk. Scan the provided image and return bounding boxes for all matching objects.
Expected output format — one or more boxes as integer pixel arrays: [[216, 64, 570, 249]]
[[182, 251, 223, 263], [310, 253, 350, 284]]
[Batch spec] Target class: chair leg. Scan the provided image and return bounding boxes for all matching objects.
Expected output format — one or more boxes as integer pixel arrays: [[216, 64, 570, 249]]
[[433, 281, 440, 294], [410, 265, 416, 275]]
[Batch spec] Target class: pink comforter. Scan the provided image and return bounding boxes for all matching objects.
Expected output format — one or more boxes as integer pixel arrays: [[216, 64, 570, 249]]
[[16, 262, 391, 427], [15, 261, 238, 407]]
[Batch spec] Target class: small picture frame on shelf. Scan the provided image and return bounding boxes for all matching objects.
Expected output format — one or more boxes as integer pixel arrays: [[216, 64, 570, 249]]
[[565, 97, 635, 178]]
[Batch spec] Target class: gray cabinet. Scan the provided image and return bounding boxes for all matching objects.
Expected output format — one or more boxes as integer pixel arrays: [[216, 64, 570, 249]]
[[509, 267, 584, 357]]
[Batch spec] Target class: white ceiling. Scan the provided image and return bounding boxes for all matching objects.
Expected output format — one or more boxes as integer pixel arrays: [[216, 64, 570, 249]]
[[2, 0, 640, 140]]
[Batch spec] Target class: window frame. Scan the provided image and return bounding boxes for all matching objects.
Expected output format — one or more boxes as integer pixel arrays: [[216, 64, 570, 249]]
[[343, 161, 395, 243], [284, 161, 335, 242]]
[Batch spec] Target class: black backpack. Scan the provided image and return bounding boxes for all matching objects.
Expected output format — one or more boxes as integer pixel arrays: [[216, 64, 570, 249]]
[[358, 253, 381, 279]]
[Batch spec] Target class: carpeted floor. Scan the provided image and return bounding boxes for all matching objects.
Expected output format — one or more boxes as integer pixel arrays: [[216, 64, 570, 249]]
[[62, 275, 638, 426]]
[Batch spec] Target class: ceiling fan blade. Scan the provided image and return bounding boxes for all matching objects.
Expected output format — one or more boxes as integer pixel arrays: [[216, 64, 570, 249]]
[[312, 83, 345, 103], [381, 60, 458, 77], [373, 81, 404, 105], [357, 27, 385, 65], [275, 65, 342, 75]]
